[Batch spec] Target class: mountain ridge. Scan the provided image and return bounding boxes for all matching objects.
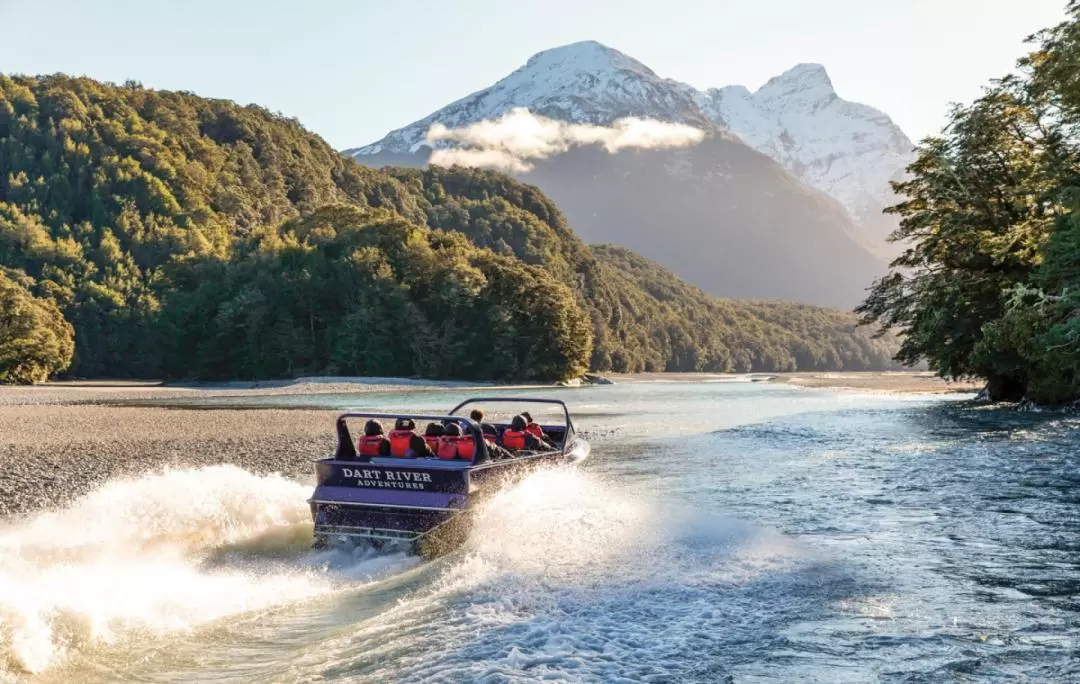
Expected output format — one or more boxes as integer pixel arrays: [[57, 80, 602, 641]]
[[348, 40, 915, 243], [351, 40, 712, 158], [0, 73, 901, 381]]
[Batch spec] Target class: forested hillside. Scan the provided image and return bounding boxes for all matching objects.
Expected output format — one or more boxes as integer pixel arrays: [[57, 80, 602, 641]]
[[0, 74, 898, 382], [350, 40, 893, 307], [385, 166, 899, 371], [859, 3, 1080, 404], [591, 245, 899, 372]]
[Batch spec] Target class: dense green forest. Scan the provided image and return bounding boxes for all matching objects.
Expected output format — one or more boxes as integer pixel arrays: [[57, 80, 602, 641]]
[[591, 245, 899, 372], [386, 166, 900, 372], [859, 2, 1080, 404], [0, 267, 73, 383], [0, 73, 899, 383]]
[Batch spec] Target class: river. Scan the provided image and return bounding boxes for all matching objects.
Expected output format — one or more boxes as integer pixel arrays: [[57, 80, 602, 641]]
[[4, 381, 1079, 682]]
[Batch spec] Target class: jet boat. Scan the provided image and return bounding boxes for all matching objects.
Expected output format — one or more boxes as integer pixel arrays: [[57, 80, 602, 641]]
[[308, 398, 588, 557]]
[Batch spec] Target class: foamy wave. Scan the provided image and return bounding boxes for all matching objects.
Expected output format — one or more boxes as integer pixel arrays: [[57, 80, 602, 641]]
[[305, 468, 819, 682], [0, 466, 330, 675]]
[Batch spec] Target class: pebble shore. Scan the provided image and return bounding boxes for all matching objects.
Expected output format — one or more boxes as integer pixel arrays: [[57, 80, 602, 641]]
[[0, 377, 529, 518], [0, 402, 339, 518]]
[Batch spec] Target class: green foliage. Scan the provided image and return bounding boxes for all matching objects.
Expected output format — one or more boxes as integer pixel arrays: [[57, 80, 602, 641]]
[[859, 3, 1080, 403], [0, 268, 74, 383], [390, 167, 900, 373], [157, 205, 591, 381], [592, 245, 901, 373], [0, 73, 423, 377], [0, 73, 899, 383]]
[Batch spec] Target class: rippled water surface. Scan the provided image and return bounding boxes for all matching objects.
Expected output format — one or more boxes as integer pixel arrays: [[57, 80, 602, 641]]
[[5, 382, 1080, 682]]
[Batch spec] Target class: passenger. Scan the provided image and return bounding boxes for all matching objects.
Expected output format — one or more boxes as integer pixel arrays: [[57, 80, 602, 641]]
[[424, 422, 445, 452], [470, 408, 499, 438], [388, 417, 434, 458], [522, 411, 558, 449], [466, 421, 510, 459], [502, 414, 551, 451], [434, 422, 511, 461], [357, 419, 390, 458], [438, 422, 468, 460], [486, 434, 514, 460], [521, 411, 545, 440]]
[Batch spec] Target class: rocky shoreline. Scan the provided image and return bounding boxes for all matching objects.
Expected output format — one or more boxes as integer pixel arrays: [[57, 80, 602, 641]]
[[0, 404, 339, 518]]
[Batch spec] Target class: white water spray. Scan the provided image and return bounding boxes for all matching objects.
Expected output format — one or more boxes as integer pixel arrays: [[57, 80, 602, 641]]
[[305, 467, 814, 683], [0, 466, 334, 675]]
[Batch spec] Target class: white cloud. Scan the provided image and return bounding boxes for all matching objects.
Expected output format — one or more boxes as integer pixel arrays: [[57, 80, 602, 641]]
[[428, 147, 533, 174], [425, 107, 705, 172]]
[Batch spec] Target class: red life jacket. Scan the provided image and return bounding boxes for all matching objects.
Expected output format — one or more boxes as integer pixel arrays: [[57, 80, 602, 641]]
[[503, 430, 526, 450], [437, 437, 458, 460], [388, 430, 415, 458], [438, 436, 476, 461], [457, 437, 475, 461], [424, 435, 440, 452], [357, 435, 384, 457], [525, 423, 543, 439]]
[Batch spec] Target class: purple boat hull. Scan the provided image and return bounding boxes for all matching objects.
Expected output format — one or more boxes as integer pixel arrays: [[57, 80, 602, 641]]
[[309, 448, 585, 555], [310, 400, 588, 556]]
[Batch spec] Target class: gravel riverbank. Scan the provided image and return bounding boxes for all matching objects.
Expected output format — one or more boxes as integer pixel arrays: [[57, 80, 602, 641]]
[[0, 377, 536, 518], [616, 370, 983, 394], [0, 404, 338, 518]]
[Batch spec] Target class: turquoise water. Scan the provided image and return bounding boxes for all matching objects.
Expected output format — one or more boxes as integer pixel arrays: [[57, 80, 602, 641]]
[[10, 381, 1080, 682]]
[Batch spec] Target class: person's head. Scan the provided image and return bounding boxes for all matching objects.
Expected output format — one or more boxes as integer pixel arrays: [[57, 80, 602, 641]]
[[511, 414, 527, 432], [425, 422, 445, 438], [469, 408, 484, 422], [395, 417, 416, 432], [363, 419, 384, 437], [521, 411, 533, 424], [481, 423, 498, 437], [444, 422, 463, 437]]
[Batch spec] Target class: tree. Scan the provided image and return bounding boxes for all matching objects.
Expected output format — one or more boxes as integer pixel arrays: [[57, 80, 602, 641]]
[[0, 269, 74, 383], [859, 2, 1080, 403]]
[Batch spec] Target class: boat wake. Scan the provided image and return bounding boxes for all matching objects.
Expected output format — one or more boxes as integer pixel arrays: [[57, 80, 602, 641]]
[[2, 464, 846, 682], [299, 468, 841, 683], [0, 466, 408, 677]]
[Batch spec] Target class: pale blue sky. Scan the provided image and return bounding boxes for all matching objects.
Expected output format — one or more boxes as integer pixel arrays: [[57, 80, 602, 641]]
[[0, 0, 1068, 149]]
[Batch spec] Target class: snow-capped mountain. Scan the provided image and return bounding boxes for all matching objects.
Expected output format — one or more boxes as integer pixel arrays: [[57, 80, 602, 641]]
[[349, 41, 914, 242], [348, 41, 902, 306], [352, 41, 712, 157], [695, 64, 914, 243]]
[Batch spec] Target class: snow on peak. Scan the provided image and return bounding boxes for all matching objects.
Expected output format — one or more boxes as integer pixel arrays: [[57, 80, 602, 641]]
[[753, 64, 838, 112], [522, 40, 657, 80], [769, 63, 833, 89], [699, 63, 913, 238], [348, 43, 914, 241], [349, 41, 709, 156]]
